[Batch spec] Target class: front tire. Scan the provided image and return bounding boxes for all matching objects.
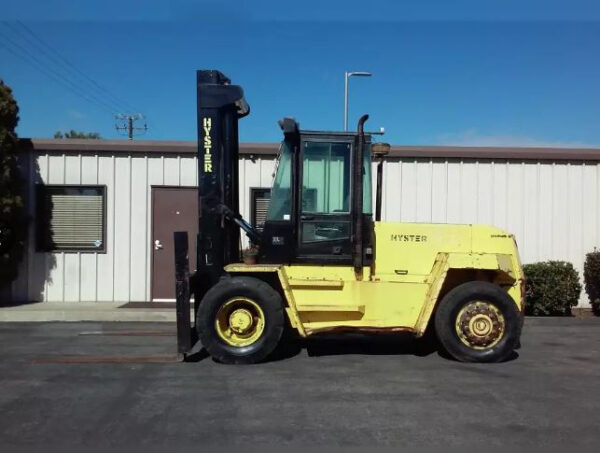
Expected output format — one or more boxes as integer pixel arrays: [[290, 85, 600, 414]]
[[197, 276, 285, 364], [434, 281, 522, 363]]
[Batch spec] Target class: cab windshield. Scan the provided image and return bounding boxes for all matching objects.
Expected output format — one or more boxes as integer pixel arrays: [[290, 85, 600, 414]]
[[265, 142, 292, 221], [265, 139, 372, 222]]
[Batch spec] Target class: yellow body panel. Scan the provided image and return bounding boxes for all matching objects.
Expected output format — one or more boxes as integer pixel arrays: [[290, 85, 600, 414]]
[[225, 221, 524, 338]]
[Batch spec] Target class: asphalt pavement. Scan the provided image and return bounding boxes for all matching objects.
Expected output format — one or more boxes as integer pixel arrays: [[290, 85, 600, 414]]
[[0, 318, 599, 447]]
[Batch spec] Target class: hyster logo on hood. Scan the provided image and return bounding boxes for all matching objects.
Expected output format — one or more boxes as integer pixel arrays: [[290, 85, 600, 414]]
[[391, 234, 428, 242]]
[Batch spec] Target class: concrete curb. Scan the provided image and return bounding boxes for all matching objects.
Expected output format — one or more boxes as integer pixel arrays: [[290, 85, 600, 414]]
[[0, 302, 185, 322]]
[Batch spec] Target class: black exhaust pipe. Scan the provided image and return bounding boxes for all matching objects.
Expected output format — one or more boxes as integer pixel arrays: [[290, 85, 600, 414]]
[[353, 114, 369, 280]]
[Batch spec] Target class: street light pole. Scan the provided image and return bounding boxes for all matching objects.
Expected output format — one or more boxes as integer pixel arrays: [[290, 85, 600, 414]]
[[344, 71, 372, 131], [344, 72, 349, 131]]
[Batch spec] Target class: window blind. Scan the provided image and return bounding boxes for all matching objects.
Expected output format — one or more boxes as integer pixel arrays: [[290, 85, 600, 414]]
[[37, 186, 105, 251], [251, 188, 271, 231]]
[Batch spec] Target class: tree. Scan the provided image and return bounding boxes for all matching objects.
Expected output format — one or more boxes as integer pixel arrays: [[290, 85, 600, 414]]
[[0, 79, 26, 288], [54, 130, 101, 139]]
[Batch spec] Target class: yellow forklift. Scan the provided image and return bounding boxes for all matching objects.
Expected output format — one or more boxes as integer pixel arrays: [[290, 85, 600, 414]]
[[173, 70, 524, 364]]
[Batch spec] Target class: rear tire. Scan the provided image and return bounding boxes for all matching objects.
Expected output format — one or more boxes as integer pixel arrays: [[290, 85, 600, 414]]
[[197, 276, 285, 364], [434, 281, 522, 363]]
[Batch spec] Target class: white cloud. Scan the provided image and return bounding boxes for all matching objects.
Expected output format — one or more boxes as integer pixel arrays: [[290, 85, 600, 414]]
[[67, 109, 86, 120], [436, 129, 598, 148]]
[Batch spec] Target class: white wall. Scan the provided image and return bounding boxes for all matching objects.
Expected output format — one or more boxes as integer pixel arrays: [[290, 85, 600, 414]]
[[10, 151, 202, 303], [7, 150, 598, 307]]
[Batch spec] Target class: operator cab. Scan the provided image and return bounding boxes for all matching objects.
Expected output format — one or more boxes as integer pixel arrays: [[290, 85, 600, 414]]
[[259, 118, 373, 266]]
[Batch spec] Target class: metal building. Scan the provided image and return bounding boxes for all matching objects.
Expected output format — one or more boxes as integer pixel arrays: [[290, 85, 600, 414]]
[[3, 139, 599, 308]]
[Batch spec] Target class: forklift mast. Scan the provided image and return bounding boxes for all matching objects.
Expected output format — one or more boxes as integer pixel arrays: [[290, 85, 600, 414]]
[[195, 70, 250, 299], [175, 69, 373, 357]]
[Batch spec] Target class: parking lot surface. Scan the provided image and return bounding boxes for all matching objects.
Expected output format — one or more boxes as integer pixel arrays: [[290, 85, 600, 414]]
[[0, 318, 599, 447]]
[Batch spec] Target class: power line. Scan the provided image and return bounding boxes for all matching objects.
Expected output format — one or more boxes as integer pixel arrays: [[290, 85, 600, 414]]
[[9, 21, 140, 114], [0, 30, 116, 113], [1, 23, 120, 113], [0, 32, 116, 114], [1, 22, 153, 136]]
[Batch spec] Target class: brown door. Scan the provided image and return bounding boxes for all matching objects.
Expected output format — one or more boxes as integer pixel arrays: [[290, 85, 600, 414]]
[[151, 187, 198, 301]]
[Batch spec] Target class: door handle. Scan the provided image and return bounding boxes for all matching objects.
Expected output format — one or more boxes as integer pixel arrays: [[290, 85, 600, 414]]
[[301, 215, 315, 221], [154, 239, 163, 250]]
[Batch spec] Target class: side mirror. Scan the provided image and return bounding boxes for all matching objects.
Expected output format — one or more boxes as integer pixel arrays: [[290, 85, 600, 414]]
[[372, 142, 391, 158]]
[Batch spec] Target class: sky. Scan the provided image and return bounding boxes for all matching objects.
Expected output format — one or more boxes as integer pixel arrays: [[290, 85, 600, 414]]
[[1, 0, 600, 147]]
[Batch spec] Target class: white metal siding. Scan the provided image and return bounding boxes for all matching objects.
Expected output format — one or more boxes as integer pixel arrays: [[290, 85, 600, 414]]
[[9, 152, 203, 303], [6, 151, 598, 307]]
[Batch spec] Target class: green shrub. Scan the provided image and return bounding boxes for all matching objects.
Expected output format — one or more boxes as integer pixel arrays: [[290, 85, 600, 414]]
[[583, 251, 600, 315], [523, 261, 581, 316]]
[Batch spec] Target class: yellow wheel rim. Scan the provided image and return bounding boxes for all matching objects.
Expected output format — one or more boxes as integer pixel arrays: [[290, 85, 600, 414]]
[[215, 297, 265, 347], [455, 301, 505, 350]]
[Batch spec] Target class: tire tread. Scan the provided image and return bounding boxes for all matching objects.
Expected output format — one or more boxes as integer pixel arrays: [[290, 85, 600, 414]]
[[434, 281, 522, 363], [196, 276, 284, 364]]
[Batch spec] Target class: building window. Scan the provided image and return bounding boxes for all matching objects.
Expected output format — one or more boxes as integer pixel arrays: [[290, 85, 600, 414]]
[[250, 188, 271, 231], [36, 185, 106, 252]]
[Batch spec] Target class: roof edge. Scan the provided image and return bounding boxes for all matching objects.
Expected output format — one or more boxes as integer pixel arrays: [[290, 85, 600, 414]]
[[22, 138, 279, 155], [20, 138, 600, 161]]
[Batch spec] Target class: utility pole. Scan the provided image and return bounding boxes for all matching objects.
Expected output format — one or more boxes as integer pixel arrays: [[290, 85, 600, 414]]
[[115, 113, 148, 140]]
